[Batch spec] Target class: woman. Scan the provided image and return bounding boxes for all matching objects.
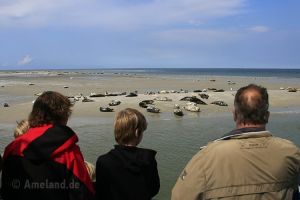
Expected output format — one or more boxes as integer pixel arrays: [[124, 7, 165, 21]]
[[96, 108, 160, 200], [1, 91, 95, 200], [13, 119, 96, 183]]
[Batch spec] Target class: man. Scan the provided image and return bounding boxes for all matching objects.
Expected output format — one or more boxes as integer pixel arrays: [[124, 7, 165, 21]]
[[172, 84, 300, 199]]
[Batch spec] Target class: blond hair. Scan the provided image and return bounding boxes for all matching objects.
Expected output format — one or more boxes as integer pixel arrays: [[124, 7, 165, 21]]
[[114, 108, 147, 145], [14, 120, 30, 138], [84, 161, 96, 182]]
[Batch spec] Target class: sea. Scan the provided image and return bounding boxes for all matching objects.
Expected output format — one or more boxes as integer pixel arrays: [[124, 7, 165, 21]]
[[1, 68, 300, 199]]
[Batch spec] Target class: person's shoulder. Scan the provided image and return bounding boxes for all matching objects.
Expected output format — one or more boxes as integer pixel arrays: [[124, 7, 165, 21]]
[[190, 139, 243, 164], [97, 151, 111, 162], [96, 149, 118, 167], [136, 147, 157, 156], [271, 136, 300, 150], [51, 124, 75, 135], [202, 138, 238, 152]]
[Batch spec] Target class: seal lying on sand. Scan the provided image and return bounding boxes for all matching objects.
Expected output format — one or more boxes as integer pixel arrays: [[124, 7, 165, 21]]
[[214, 89, 225, 92], [109, 100, 121, 106], [174, 109, 183, 116], [105, 91, 127, 96], [139, 100, 154, 108], [146, 106, 160, 113], [180, 96, 207, 105], [99, 107, 114, 112], [199, 93, 209, 99], [287, 88, 297, 92], [126, 92, 138, 97], [183, 102, 200, 112], [90, 93, 105, 97], [82, 97, 94, 102], [174, 105, 184, 116], [211, 101, 228, 106], [154, 96, 172, 101], [193, 90, 202, 92]]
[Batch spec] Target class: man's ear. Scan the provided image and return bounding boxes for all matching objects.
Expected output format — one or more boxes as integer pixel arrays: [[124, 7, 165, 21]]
[[265, 111, 270, 123], [232, 109, 237, 122]]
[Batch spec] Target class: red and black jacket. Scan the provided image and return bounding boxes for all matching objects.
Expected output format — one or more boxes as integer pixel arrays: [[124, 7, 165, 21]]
[[1, 124, 95, 200]]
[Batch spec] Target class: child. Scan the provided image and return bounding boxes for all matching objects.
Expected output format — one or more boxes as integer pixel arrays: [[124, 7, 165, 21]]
[[96, 108, 160, 200]]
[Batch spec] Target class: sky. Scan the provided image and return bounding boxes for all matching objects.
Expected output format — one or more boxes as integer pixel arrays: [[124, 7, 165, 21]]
[[0, 0, 300, 69]]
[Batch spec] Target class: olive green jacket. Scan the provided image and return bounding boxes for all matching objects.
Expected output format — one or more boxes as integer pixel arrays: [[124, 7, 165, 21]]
[[172, 131, 300, 200]]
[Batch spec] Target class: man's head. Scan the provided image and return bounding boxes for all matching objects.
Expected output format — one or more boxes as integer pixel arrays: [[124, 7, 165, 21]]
[[234, 84, 269, 127], [29, 91, 73, 127], [114, 108, 147, 146]]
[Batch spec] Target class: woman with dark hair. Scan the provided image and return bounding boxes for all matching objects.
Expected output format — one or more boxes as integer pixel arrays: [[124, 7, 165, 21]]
[[1, 91, 95, 200]]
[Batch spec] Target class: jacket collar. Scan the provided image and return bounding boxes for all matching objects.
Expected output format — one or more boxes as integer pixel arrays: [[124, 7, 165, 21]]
[[215, 127, 271, 141]]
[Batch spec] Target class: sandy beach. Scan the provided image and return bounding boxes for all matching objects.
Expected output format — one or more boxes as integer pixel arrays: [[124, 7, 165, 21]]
[[1, 70, 300, 124]]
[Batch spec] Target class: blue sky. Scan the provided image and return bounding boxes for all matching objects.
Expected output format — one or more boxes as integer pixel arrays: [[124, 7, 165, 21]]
[[0, 0, 299, 69]]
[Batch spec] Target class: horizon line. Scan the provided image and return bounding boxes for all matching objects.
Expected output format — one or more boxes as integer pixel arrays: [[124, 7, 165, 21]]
[[1, 67, 300, 71]]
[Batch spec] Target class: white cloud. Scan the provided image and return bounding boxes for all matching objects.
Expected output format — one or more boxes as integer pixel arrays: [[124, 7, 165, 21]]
[[18, 55, 33, 65], [248, 26, 269, 33], [0, 0, 245, 29]]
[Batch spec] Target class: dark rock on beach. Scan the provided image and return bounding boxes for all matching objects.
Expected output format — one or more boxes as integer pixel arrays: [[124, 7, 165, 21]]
[[3, 103, 9, 107]]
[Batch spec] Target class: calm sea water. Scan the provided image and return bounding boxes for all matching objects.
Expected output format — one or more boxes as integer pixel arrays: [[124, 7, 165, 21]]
[[1, 68, 300, 199], [84, 68, 300, 78], [2, 68, 300, 78], [1, 111, 299, 199], [73, 112, 300, 199]]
